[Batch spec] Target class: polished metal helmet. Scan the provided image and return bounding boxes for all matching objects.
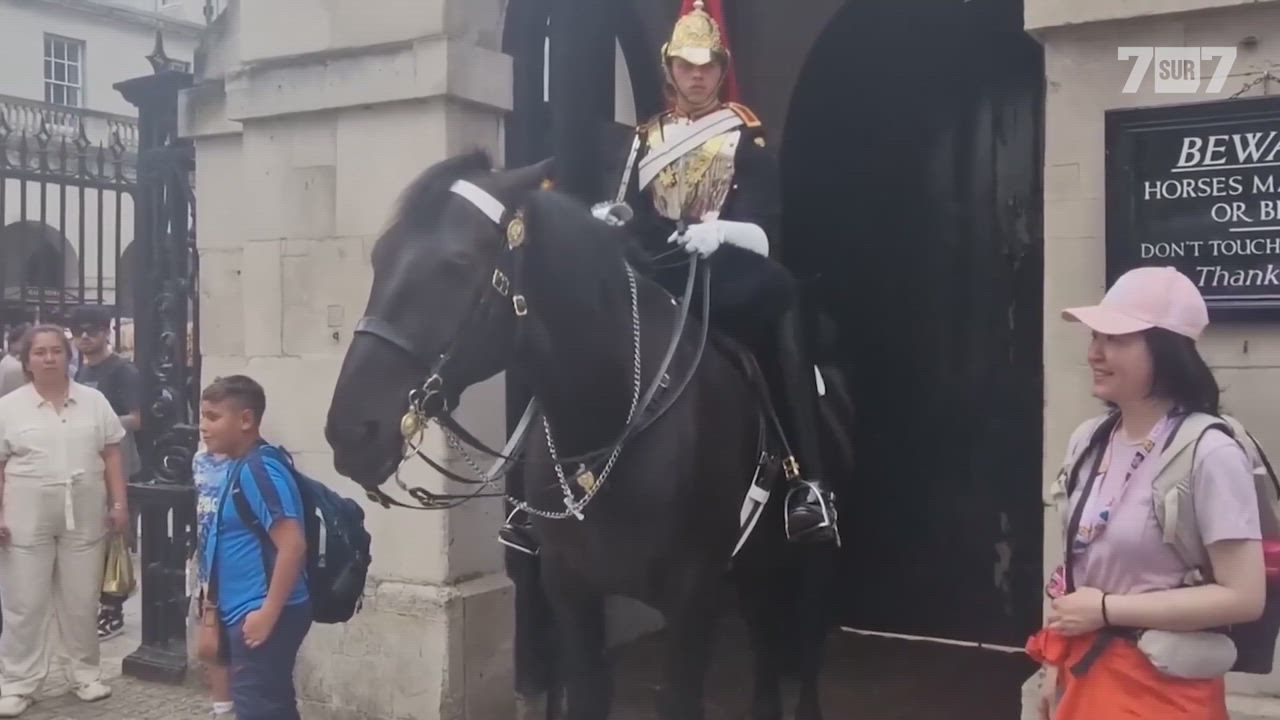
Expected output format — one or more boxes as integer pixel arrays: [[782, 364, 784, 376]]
[[661, 0, 730, 68]]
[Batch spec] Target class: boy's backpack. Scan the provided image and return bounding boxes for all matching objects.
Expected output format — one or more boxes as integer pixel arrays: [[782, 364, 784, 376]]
[[229, 445, 373, 624], [1051, 411, 1280, 674]]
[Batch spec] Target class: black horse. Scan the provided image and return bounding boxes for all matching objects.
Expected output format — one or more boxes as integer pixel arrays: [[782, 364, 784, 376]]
[[325, 152, 844, 720]]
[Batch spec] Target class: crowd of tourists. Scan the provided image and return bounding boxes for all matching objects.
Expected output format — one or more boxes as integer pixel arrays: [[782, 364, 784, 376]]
[[0, 309, 312, 719]]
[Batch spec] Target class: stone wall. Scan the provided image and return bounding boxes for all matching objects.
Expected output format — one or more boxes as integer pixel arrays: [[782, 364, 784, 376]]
[[1027, 0, 1280, 716], [181, 1, 517, 717]]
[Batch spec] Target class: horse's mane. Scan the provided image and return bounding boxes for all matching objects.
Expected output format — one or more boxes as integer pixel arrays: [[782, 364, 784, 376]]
[[389, 149, 655, 280], [525, 189, 653, 279], [390, 150, 494, 229]]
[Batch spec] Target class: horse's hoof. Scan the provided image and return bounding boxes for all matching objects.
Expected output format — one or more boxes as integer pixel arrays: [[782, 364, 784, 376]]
[[516, 692, 548, 720]]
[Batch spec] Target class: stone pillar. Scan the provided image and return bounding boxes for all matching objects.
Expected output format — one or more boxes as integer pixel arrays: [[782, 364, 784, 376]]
[[180, 1, 516, 717]]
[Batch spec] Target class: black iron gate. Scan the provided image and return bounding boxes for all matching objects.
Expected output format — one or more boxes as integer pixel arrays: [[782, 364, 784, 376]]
[[115, 40, 200, 683], [0, 96, 135, 338]]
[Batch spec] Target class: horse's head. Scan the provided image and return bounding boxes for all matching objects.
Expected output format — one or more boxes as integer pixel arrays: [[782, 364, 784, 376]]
[[325, 151, 553, 490]]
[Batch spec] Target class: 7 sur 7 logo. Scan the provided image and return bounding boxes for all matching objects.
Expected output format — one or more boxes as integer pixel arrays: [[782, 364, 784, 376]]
[[1119, 47, 1238, 94]]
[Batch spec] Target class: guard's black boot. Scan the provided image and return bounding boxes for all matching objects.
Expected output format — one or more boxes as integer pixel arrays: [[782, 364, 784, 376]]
[[498, 508, 541, 556], [783, 465, 839, 545], [773, 307, 840, 546]]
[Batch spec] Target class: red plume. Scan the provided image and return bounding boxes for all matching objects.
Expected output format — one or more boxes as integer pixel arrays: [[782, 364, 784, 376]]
[[679, 0, 739, 103]]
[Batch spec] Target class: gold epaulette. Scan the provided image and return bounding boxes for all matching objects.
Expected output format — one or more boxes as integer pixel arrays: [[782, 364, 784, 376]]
[[727, 102, 762, 129]]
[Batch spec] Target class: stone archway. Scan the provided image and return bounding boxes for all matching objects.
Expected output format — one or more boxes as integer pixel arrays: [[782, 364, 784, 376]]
[[0, 220, 82, 296]]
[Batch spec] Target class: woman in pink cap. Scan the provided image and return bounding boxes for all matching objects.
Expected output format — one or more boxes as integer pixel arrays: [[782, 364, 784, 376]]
[[1029, 266, 1267, 719]]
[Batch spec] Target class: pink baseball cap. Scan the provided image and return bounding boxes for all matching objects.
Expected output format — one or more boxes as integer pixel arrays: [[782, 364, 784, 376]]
[[1062, 266, 1209, 341]]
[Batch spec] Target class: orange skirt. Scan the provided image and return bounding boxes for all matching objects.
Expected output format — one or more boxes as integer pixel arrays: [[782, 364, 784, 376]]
[[1026, 629, 1227, 720]]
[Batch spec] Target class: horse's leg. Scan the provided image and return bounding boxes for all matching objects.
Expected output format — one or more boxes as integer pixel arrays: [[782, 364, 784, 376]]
[[510, 541, 559, 720], [736, 573, 784, 720], [657, 567, 721, 720], [792, 548, 836, 720], [541, 564, 610, 720]]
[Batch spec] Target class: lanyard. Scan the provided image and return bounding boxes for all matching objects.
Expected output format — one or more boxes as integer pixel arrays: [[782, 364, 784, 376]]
[[1047, 414, 1172, 598], [1070, 416, 1170, 554]]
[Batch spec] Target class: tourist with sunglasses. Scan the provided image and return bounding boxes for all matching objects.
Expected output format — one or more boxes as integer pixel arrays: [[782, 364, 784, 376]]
[[68, 306, 141, 642]]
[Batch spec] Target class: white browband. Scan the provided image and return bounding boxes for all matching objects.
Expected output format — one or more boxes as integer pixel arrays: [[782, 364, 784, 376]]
[[450, 179, 506, 225]]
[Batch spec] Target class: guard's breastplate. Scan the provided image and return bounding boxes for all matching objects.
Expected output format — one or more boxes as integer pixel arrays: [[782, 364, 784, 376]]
[[645, 116, 741, 223]]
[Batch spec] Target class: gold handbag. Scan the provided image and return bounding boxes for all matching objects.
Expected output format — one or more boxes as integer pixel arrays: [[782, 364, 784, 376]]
[[102, 534, 136, 597]]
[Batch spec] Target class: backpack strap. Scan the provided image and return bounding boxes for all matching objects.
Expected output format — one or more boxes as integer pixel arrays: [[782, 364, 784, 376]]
[[1063, 430, 1111, 595], [1151, 412, 1280, 582], [1047, 414, 1116, 593], [1147, 414, 1223, 575], [1218, 417, 1280, 543], [230, 468, 276, 580], [1061, 413, 1118, 498]]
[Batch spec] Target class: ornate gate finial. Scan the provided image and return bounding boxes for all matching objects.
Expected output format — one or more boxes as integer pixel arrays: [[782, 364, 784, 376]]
[[146, 31, 180, 74]]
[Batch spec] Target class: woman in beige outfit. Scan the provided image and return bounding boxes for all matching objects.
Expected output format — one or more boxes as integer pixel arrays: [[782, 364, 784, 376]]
[[0, 326, 129, 717]]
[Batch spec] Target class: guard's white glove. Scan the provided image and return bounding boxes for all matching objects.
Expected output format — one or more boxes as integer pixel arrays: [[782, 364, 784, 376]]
[[668, 219, 769, 258], [590, 202, 633, 227]]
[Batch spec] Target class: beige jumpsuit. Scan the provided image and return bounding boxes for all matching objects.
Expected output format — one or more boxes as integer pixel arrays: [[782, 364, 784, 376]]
[[0, 383, 124, 697]]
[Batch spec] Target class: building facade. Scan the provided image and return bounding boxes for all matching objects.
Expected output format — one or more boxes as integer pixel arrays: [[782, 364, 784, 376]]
[[0, 0, 201, 335], [182, 0, 1280, 718]]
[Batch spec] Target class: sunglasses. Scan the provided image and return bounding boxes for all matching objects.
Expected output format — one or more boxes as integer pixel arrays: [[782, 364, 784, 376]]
[[73, 326, 107, 337]]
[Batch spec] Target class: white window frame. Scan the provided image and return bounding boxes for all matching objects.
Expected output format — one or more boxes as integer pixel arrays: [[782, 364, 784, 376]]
[[43, 34, 84, 108]]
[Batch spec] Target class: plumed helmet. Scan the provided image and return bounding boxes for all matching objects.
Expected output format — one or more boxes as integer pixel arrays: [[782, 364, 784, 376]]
[[661, 0, 730, 68]]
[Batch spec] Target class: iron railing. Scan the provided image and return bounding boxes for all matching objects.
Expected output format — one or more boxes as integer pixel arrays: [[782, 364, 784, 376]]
[[0, 96, 136, 334]]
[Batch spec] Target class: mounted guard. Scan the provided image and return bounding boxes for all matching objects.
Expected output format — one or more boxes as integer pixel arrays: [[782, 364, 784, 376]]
[[500, 0, 839, 554]]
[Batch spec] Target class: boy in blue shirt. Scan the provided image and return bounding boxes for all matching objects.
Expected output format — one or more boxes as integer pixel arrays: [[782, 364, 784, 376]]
[[199, 375, 310, 720]]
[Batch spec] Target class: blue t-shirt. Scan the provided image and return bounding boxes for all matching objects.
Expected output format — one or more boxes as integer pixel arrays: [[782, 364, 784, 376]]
[[193, 449, 232, 585], [204, 445, 310, 626]]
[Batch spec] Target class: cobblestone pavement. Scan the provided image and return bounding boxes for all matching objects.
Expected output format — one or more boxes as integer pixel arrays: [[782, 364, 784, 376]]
[[15, 564, 214, 720], [21, 677, 210, 720]]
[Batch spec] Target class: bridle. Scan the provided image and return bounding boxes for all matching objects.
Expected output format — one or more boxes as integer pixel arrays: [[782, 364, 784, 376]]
[[351, 178, 533, 510], [357, 180, 530, 421], [351, 175, 713, 518]]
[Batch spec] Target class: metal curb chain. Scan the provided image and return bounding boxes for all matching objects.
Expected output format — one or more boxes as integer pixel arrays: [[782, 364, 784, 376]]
[[520, 262, 643, 520], [394, 261, 644, 520]]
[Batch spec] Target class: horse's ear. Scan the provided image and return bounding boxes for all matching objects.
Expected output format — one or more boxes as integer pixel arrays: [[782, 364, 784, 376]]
[[503, 157, 557, 194], [534, 157, 557, 190]]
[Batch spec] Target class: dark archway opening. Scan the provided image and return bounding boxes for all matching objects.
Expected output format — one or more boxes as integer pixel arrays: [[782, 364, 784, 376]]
[[25, 243, 63, 287], [782, 0, 1046, 646], [0, 221, 82, 328], [503, 0, 665, 197]]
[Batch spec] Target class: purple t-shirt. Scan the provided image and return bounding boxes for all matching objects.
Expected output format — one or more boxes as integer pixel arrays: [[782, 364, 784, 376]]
[[1068, 425, 1261, 595]]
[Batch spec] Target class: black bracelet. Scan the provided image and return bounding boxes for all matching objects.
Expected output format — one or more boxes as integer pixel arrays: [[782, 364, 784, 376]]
[[1101, 593, 1112, 627]]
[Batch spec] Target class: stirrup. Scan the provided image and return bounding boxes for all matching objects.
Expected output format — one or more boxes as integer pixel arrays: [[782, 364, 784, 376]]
[[498, 508, 540, 557], [784, 480, 841, 547]]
